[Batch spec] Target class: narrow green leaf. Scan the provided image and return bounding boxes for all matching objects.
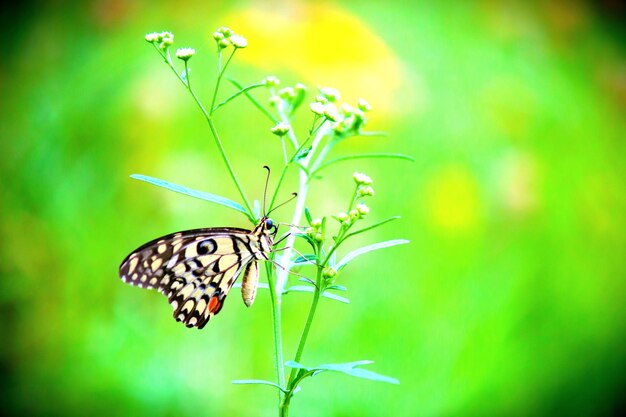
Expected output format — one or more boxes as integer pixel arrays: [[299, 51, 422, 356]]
[[284, 286, 350, 304], [232, 379, 288, 393], [325, 284, 347, 292], [285, 360, 399, 384], [130, 174, 251, 219], [336, 239, 410, 270], [298, 277, 317, 287], [295, 233, 316, 250], [345, 216, 401, 239], [313, 153, 414, 175], [293, 254, 318, 264], [253, 199, 261, 220], [304, 207, 313, 225]]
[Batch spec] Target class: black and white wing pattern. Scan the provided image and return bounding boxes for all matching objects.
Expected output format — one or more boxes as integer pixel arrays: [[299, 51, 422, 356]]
[[119, 226, 268, 329]]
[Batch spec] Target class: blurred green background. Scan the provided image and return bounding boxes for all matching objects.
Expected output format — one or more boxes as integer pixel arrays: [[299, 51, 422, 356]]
[[1, 0, 625, 416]]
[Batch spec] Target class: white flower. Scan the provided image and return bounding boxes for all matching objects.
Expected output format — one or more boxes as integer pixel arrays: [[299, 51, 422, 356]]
[[145, 32, 159, 43], [353, 172, 373, 185], [310, 102, 325, 115], [356, 203, 370, 216], [264, 76, 280, 87], [230, 34, 248, 48], [175, 47, 195, 61], [319, 86, 340, 102], [270, 122, 290, 136]]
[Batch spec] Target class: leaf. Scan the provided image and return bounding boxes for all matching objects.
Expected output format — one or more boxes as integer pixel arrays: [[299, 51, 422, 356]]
[[253, 199, 261, 220], [285, 360, 399, 385], [295, 233, 316, 250], [345, 216, 401, 239], [232, 379, 288, 393], [130, 174, 251, 219], [336, 239, 410, 270], [312, 153, 414, 175], [298, 277, 317, 287], [284, 286, 350, 304], [293, 254, 318, 264], [304, 208, 313, 225], [325, 284, 347, 292]]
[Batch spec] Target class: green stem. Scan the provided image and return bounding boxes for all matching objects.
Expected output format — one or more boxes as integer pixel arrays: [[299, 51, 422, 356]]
[[228, 78, 279, 123], [153, 45, 255, 221], [265, 263, 285, 406], [287, 269, 322, 383], [211, 48, 237, 114]]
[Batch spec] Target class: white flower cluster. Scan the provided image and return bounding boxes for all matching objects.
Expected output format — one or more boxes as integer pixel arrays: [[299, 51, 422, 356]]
[[212, 26, 248, 50]]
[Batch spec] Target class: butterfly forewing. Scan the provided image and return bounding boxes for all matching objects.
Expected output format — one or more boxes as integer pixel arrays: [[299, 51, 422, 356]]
[[119, 226, 265, 329]]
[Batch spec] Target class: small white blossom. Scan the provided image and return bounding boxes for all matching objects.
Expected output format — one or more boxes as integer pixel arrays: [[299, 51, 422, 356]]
[[353, 172, 373, 185], [311, 218, 322, 228], [335, 212, 349, 222], [358, 185, 375, 197], [357, 98, 371, 112], [230, 34, 248, 48], [264, 76, 280, 87], [319, 86, 340, 102], [278, 87, 295, 99], [323, 103, 339, 121], [356, 203, 370, 216], [145, 32, 159, 43], [175, 47, 195, 61], [310, 102, 325, 115], [270, 122, 291, 137]]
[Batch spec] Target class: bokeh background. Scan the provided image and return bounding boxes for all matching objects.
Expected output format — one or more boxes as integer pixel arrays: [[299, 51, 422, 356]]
[[1, 0, 625, 416]]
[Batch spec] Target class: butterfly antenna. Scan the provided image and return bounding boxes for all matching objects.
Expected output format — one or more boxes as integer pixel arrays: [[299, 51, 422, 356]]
[[267, 192, 298, 216], [262, 165, 271, 217]]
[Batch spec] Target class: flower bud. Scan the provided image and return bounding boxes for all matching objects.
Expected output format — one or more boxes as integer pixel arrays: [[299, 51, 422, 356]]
[[212, 31, 224, 41], [315, 233, 323, 242], [322, 267, 337, 279], [264, 76, 280, 87], [218, 38, 230, 49], [217, 26, 234, 36], [311, 218, 322, 228], [358, 185, 375, 197], [278, 87, 295, 99], [270, 122, 290, 137], [357, 98, 371, 112], [335, 212, 349, 222], [349, 209, 360, 220]]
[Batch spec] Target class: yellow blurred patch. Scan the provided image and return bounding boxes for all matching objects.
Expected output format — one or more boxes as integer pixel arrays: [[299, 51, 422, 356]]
[[222, 3, 409, 116], [426, 166, 482, 234]]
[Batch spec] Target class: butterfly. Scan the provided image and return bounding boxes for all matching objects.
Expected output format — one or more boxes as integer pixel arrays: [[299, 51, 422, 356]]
[[119, 167, 295, 329]]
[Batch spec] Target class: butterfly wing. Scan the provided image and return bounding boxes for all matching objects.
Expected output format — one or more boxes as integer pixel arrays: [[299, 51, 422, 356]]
[[119, 227, 258, 329]]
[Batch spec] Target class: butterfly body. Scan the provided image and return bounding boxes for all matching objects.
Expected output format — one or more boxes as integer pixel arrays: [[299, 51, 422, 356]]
[[119, 218, 278, 329]]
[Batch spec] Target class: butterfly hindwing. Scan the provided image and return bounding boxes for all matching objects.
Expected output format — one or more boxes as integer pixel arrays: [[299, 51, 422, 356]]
[[119, 227, 259, 329]]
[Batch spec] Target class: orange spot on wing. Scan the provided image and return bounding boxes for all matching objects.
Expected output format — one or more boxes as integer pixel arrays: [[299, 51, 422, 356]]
[[208, 297, 220, 314]]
